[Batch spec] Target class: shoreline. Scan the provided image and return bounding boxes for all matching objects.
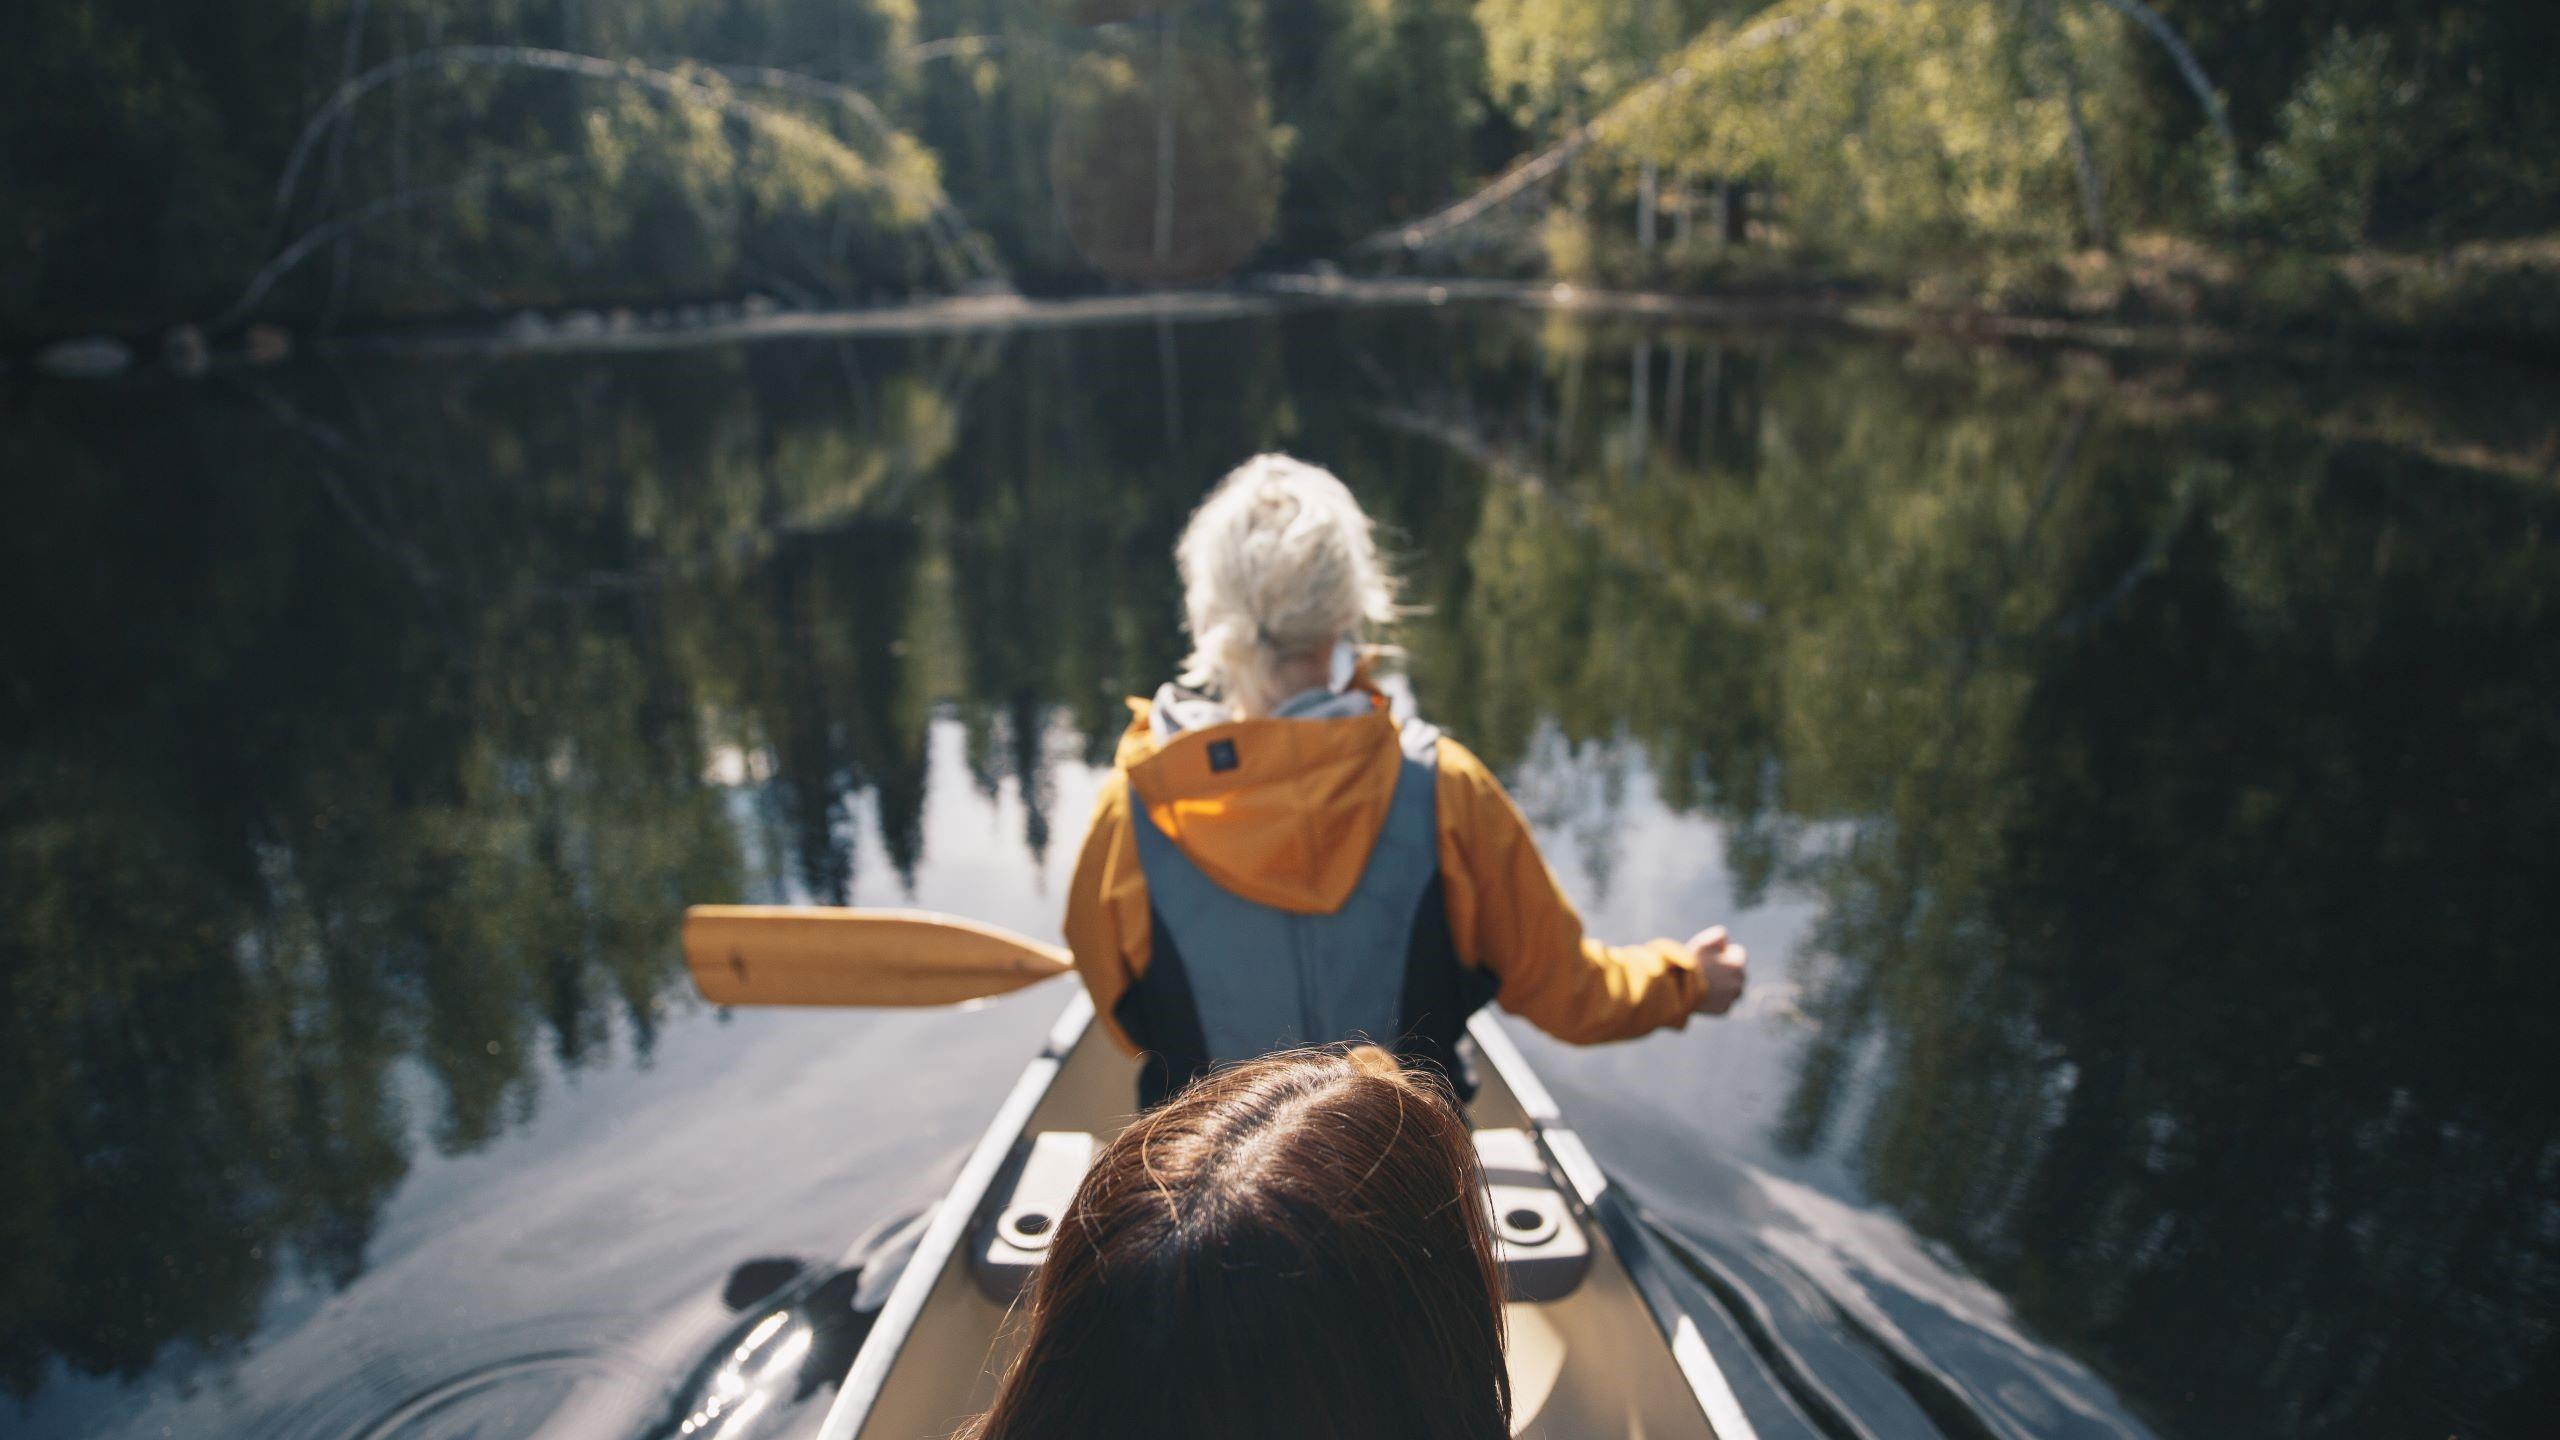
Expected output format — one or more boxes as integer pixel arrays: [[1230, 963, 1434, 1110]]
[[1256, 272, 2560, 370], [321, 288, 1292, 359], [15, 268, 2557, 380]]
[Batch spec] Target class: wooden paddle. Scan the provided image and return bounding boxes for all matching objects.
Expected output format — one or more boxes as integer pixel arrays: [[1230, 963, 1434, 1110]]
[[682, 905, 1073, 1008]]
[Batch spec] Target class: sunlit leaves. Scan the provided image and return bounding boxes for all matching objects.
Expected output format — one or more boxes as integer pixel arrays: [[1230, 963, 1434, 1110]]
[[1603, 0, 2119, 257]]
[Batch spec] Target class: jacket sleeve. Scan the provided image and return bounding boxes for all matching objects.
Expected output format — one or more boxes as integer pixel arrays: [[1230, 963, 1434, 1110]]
[[1433, 738, 1704, 1044], [1062, 772, 1154, 1055]]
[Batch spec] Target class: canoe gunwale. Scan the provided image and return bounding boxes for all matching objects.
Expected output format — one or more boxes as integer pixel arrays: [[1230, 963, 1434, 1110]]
[[815, 990, 1095, 1440], [1466, 1014, 1760, 1440]]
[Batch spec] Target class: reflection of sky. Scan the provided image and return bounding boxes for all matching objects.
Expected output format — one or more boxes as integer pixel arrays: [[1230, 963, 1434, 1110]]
[[14, 716, 1093, 1439], [18, 979, 1068, 1440], [1495, 721, 2153, 1439], [23, 716, 2145, 1440]]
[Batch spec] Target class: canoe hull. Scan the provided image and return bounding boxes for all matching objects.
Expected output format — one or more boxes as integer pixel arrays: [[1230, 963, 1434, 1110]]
[[817, 990, 1752, 1440]]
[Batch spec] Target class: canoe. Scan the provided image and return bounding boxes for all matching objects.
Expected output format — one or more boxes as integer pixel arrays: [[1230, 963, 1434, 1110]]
[[807, 990, 1760, 1440]]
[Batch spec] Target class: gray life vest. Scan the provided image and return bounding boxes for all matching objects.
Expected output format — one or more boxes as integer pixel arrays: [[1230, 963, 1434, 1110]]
[[1117, 717, 1486, 1106]]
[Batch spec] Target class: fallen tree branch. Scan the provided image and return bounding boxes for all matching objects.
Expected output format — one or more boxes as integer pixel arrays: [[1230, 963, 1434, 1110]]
[[1359, 0, 2236, 257], [1348, 3, 1832, 256]]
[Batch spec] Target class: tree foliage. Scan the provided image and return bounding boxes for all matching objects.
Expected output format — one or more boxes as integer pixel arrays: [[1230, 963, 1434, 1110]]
[[2237, 30, 2420, 247], [5, 3, 2558, 332], [1597, 0, 2117, 258]]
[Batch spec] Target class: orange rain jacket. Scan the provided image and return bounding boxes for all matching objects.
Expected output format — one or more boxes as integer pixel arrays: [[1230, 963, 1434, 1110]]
[[1064, 680, 1706, 1094]]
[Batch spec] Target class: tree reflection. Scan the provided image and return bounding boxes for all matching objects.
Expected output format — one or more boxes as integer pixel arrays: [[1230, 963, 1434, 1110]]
[[1783, 433, 2560, 1438], [1334, 312, 2560, 1439], [4, 311, 2555, 1436]]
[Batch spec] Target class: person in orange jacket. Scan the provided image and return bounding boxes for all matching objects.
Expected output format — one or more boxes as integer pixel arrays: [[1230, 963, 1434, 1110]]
[[1065, 453, 1747, 1105]]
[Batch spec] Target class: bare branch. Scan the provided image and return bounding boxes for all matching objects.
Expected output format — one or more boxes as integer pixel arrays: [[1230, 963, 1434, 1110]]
[[222, 155, 587, 328], [1348, 3, 1832, 256], [319, 0, 374, 327], [277, 47, 718, 220], [259, 44, 1003, 317], [2077, 0, 2239, 201], [701, 62, 1004, 282], [273, 45, 991, 273], [2039, 0, 2111, 249], [1360, 0, 2235, 259]]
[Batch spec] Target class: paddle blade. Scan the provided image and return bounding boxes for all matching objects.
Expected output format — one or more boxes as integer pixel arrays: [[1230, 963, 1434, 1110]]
[[683, 906, 1073, 1008]]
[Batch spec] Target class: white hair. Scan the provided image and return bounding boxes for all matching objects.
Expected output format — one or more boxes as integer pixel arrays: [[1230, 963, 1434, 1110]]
[[1176, 454, 1397, 715]]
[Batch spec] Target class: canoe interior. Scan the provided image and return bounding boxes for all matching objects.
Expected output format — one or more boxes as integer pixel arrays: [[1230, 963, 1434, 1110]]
[[823, 991, 1736, 1440]]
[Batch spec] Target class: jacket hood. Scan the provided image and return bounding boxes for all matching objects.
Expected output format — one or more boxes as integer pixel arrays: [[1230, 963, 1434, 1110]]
[[1115, 682, 1404, 916]]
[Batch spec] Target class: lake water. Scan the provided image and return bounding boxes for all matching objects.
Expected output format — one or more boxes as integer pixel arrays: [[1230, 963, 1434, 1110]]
[[6, 298, 2556, 1440]]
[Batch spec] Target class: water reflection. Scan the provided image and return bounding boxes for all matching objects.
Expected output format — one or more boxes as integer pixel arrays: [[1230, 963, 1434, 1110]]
[[3, 305, 2554, 1439], [645, 1229, 910, 1440]]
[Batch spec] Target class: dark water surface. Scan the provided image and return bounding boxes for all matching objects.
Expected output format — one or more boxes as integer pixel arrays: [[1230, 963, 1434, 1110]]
[[7, 301, 2557, 1440]]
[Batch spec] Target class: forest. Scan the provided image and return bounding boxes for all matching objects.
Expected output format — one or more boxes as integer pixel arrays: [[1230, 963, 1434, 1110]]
[[7, 0, 2557, 347]]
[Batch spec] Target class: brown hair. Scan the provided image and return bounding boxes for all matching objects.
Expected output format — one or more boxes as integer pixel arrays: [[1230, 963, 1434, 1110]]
[[963, 1047, 1510, 1440]]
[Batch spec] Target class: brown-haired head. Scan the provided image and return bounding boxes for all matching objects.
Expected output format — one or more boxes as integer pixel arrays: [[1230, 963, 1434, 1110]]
[[963, 1046, 1510, 1440]]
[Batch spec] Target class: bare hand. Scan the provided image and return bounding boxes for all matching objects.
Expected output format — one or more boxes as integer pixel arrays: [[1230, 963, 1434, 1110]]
[[1688, 925, 1747, 1016]]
